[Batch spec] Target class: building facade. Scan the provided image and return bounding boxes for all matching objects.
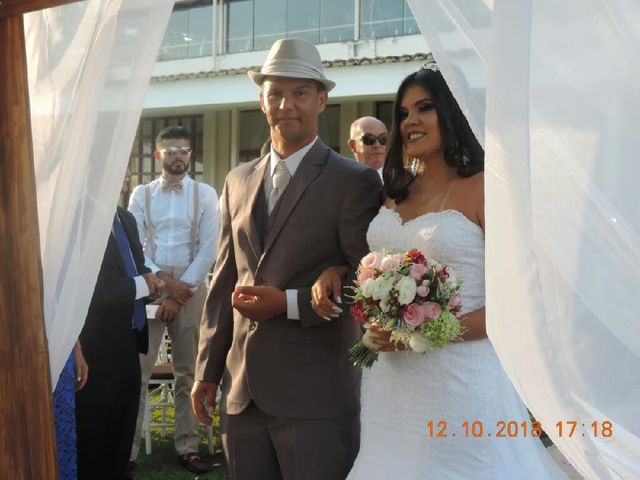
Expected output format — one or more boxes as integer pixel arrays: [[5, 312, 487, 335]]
[[130, 0, 430, 192]]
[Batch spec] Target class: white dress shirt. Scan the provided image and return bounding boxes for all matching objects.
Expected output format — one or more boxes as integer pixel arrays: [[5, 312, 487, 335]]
[[128, 175, 220, 289], [265, 137, 318, 320]]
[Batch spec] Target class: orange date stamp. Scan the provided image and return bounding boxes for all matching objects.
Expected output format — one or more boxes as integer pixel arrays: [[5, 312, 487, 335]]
[[427, 420, 613, 439]]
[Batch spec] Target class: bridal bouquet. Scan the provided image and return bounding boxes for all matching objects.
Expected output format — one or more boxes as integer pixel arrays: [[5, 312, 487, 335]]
[[349, 249, 464, 368]]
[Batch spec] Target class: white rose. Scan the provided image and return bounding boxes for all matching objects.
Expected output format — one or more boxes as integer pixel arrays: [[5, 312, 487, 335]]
[[380, 255, 400, 272], [360, 278, 376, 298], [409, 332, 430, 353], [396, 276, 418, 305], [372, 276, 393, 301]]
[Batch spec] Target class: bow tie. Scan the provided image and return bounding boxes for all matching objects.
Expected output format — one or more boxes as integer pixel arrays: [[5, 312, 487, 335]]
[[162, 181, 183, 192]]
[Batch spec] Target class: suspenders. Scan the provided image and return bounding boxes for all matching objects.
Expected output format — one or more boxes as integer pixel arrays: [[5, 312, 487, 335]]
[[144, 180, 200, 263]]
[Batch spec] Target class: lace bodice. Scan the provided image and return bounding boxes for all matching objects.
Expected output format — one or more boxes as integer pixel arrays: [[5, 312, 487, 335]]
[[367, 206, 485, 314]]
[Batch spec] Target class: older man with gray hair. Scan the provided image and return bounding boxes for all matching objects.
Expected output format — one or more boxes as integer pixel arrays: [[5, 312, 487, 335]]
[[348, 116, 388, 173], [192, 38, 382, 480]]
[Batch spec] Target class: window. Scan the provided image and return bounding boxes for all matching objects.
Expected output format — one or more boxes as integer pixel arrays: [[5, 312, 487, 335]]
[[159, 0, 420, 59], [130, 115, 204, 187], [319, 105, 341, 153], [229, 0, 350, 53], [158, 1, 213, 61], [320, 0, 354, 44], [286, 0, 320, 44], [360, 0, 418, 39], [376, 101, 394, 131], [238, 109, 270, 163], [254, 0, 286, 51], [226, 0, 254, 53]]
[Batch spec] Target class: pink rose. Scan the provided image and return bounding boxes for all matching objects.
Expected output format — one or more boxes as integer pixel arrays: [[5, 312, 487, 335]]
[[361, 252, 382, 270], [357, 267, 375, 284], [421, 302, 442, 320], [403, 303, 426, 329], [448, 296, 462, 309], [380, 255, 400, 272], [416, 285, 429, 297], [409, 263, 427, 280]]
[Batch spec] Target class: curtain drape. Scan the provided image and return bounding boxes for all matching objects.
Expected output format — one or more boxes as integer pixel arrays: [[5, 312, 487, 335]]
[[25, 0, 175, 386], [407, 0, 640, 478]]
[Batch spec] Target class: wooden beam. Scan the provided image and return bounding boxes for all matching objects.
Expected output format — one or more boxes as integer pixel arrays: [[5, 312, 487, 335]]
[[0, 13, 58, 480], [0, 0, 80, 18]]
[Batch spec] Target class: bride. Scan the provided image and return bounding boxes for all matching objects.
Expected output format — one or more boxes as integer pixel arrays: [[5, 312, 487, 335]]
[[311, 65, 566, 479]]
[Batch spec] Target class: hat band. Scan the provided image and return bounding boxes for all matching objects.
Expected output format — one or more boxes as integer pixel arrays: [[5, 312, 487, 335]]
[[260, 58, 328, 81]]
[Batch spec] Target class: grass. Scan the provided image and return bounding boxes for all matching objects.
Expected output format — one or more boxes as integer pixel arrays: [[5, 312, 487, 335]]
[[132, 399, 553, 479], [132, 391, 228, 480]]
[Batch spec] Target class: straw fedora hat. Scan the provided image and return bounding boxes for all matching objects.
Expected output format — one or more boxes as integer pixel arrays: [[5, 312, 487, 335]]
[[248, 38, 335, 92]]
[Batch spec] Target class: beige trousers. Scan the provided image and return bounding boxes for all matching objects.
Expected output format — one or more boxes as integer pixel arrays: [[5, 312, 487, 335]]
[[130, 265, 207, 458]]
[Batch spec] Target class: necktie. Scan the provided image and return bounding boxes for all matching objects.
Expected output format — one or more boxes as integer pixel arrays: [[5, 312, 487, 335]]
[[268, 160, 291, 213], [162, 180, 183, 192], [112, 213, 146, 331]]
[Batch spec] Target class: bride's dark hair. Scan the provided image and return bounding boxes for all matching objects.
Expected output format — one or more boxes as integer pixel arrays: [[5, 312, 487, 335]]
[[383, 67, 484, 204]]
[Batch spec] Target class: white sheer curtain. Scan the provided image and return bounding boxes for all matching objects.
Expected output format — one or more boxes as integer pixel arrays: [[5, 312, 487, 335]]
[[408, 0, 640, 478], [25, 0, 174, 386]]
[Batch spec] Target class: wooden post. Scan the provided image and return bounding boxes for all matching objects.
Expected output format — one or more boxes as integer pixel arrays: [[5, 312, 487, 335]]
[[0, 12, 58, 480], [1, 1, 106, 476]]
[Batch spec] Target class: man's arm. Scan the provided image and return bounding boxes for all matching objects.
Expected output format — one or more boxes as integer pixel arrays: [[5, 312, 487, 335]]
[[195, 179, 236, 384], [90, 245, 138, 309], [180, 185, 221, 287], [120, 208, 164, 298], [297, 167, 383, 328], [128, 184, 160, 273], [193, 179, 237, 424]]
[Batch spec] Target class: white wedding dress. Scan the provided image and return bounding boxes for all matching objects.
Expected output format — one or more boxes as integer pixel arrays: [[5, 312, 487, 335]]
[[347, 207, 567, 480]]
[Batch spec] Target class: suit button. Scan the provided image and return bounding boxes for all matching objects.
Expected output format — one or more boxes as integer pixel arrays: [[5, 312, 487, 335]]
[[249, 321, 257, 331], [255, 277, 262, 284]]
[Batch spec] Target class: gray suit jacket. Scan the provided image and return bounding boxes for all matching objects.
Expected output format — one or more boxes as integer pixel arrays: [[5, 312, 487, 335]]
[[196, 139, 382, 418]]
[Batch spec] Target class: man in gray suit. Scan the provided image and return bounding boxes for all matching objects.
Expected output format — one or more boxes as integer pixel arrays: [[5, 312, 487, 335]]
[[192, 38, 382, 480]]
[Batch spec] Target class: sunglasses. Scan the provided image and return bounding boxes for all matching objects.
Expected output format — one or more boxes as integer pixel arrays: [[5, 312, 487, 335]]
[[160, 146, 192, 156], [360, 133, 388, 146]]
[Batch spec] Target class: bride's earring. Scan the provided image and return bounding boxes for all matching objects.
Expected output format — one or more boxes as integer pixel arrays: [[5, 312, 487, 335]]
[[410, 158, 420, 177]]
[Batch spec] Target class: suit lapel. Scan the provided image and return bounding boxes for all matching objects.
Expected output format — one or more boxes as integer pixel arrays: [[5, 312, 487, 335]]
[[243, 155, 270, 262], [259, 141, 329, 268]]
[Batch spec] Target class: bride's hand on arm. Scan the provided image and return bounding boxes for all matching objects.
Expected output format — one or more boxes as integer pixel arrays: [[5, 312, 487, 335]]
[[459, 307, 487, 341], [311, 265, 348, 319]]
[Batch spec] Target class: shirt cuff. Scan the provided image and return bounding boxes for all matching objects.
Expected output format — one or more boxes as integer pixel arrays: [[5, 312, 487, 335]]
[[133, 275, 150, 300], [286, 289, 300, 320], [179, 275, 202, 293]]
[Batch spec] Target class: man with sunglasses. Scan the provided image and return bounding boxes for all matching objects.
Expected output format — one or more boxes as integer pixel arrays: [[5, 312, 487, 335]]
[[128, 126, 220, 474], [348, 116, 389, 174]]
